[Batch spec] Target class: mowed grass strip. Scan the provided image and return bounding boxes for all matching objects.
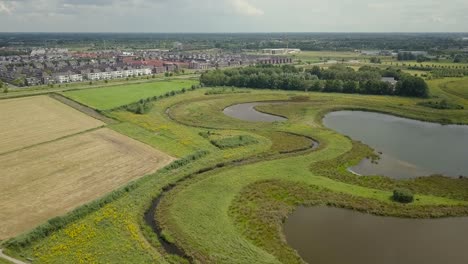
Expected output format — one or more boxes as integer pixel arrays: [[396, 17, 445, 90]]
[[0, 128, 174, 240], [440, 78, 468, 100], [64, 80, 198, 110], [0, 96, 104, 154]]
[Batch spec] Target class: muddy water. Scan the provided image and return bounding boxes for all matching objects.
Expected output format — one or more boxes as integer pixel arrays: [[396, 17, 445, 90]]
[[284, 206, 468, 264], [223, 102, 287, 122], [323, 111, 468, 178]]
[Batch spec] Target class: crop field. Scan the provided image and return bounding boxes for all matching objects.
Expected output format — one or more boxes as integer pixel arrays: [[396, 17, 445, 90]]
[[2, 77, 468, 264], [293, 50, 379, 63], [0, 128, 174, 240], [64, 79, 198, 110], [439, 78, 468, 100], [0, 96, 104, 154]]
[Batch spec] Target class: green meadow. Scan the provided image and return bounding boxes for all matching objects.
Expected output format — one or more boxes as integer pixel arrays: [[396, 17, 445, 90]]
[[64, 79, 198, 110], [2, 76, 468, 263]]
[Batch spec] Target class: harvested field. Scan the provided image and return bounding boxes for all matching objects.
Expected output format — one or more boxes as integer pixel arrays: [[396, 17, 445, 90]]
[[0, 128, 174, 239], [0, 96, 104, 154]]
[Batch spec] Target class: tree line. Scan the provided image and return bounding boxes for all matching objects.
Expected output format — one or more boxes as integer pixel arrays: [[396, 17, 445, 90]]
[[200, 65, 429, 98]]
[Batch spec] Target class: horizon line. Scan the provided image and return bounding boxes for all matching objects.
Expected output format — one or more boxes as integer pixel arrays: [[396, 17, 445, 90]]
[[1, 31, 468, 34]]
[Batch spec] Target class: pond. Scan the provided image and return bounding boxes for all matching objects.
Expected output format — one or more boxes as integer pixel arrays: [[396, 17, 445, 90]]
[[223, 102, 287, 122], [323, 111, 468, 179], [284, 206, 468, 264]]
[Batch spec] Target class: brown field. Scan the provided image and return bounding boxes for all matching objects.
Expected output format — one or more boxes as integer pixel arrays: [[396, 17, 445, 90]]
[[0, 96, 104, 154], [0, 128, 174, 239]]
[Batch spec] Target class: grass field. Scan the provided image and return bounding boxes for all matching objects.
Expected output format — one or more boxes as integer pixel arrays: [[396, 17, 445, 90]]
[[64, 79, 198, 110], [0, 128, 174, 240], [0, 74, 199, 100], [157, 87, 468, 263], [0, 257, 12, 264], [3, 77, 468, 263], [0, 96, 103, 154], [439, 78, 468, 100]]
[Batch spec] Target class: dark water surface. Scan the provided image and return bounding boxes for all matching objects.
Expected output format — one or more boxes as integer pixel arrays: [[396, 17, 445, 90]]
[[284, 206, 468, 264], [323, 111, 468, 178], [223, 102, 287, 122]]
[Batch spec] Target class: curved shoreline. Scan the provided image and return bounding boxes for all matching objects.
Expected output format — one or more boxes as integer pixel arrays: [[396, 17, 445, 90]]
[[148, 97, 467, 262], [223, 101, 291, 122], [323, 110, 468, 179], [145, 131, 319, 260]]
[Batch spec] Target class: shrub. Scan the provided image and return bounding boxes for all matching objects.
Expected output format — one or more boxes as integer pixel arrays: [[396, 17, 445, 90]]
[[418, 100, 464, 110], [210, 135, 258, 149], [4, 150, 208, 250], [393, 188, 414, 203], [160, 150, 209, 172]]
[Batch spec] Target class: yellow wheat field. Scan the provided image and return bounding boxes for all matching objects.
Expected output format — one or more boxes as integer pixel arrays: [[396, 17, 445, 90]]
[[0, 96, 104, 154], [0, 128, 174, 239]]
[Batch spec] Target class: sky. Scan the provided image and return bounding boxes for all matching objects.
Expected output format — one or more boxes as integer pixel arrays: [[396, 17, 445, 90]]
[[0, 0, 467, 32]]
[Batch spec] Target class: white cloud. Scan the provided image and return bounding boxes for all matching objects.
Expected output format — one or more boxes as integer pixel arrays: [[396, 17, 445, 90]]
[[230, 0, 264, 16], [0, 1, 14, 14], [0, 0, 467, 32]]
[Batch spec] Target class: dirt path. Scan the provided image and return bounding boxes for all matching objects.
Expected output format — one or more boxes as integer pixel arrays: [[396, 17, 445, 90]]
[[0, 249, 28, 264], [49, 93, 117, 124]]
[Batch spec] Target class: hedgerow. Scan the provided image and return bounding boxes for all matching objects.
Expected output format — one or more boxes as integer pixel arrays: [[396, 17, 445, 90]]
[[4, 150, 209, 251]]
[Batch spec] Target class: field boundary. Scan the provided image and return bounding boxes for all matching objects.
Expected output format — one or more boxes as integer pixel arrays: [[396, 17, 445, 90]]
[[0, 75, 200, 100], [0, 249, 27, 264], [1, 151, 201, 254], [0, 126, 105, 157], [49, 93, 117, 124]]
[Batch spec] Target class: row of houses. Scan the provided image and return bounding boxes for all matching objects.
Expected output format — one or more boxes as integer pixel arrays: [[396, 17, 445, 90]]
[[85, 67, 152, 81], [258, 57, 293, 65], [20, 66, 154, 86]]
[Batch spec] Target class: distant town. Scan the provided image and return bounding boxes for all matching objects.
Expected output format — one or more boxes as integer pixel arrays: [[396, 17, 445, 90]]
[[0, 47, 294, 87]]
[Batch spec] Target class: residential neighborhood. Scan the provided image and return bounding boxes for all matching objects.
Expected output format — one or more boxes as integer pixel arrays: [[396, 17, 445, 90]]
[[0, 48, 294, 87]]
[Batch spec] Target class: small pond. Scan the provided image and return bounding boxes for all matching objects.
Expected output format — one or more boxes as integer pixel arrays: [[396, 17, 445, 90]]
[[323, 111, 468, 178], [284, 206, 468, 264], [223, 102, 287, 122]]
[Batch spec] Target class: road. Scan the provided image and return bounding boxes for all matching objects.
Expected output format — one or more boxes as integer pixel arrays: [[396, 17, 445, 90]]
[[0, 249, 28, 264]]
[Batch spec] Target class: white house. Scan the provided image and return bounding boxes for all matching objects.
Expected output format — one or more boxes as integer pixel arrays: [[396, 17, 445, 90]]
[[123, 69, 134, 77], [69, 74, 83, 82], [101, 71, 112, 80], [87, 71, 101, 80], [53, 73, 70, 83], [142, 67, 152, 75], [111, 70, 123, 79], [134, 69, 143, 76]]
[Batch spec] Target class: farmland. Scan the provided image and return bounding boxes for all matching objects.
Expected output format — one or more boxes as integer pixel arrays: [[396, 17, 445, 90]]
[[440, 79, 468, 100], [0, 96, 103, 154], [64, 79, 198, 110], [0, 74, 466, 264], [0, 95, 175, 240]]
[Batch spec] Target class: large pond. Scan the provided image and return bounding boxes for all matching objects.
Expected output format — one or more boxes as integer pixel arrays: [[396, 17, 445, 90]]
[[323, 111, 468, 178], [284, 206, 468, 264], [223, 102, 287, 122]]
